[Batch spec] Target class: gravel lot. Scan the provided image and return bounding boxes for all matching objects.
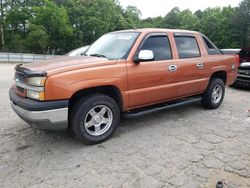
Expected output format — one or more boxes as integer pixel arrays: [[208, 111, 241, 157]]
[[0, 63, 250, 188]]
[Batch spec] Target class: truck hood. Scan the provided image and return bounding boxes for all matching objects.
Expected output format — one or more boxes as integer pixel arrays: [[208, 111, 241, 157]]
[[20, 56, 116, 76]]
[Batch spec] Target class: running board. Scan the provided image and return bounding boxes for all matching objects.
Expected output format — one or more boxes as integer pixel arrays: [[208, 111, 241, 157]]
[[123, 97, 201, 118]]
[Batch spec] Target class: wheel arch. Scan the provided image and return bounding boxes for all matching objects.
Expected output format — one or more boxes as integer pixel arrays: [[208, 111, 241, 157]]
[[68, 85, 124, 116], [210, 70, 227, 84]]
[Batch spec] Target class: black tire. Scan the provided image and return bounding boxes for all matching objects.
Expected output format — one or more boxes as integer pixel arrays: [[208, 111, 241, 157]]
[[70, 94, 120, 144], [201, 78, 225, 109]]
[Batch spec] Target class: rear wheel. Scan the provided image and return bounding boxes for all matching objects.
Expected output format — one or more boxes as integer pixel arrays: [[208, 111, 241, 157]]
[[70, 94, 120, 144], [201, 78, 225, 109]]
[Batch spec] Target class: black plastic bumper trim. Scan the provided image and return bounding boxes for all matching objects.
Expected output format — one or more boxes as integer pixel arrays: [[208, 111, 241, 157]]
[[9, 87, 69, 111]]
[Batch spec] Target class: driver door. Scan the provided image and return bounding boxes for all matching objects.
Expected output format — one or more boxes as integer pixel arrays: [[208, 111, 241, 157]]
[[127, 33, 178, 109]]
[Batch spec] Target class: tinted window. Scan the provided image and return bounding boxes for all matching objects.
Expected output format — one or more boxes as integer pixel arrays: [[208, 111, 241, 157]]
[[140, 36, 172, 61], [239, 49, 250, 58], [175, 36, 201, 59], [202, 35, 222, 55], [239, 49, 247, 57]]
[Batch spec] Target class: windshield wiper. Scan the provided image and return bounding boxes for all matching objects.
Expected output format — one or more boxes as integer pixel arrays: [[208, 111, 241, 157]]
[[89, 53, 107, 58], [81, 53, 88, 56]]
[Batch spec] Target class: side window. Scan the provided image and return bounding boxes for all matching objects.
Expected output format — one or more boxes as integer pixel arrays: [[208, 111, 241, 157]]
[[202, 35, 222, 55], [140, 36, 172, 61], [246, 51, 250, 57], [239, 49, 247, 57], [175, 36, 201, 59]]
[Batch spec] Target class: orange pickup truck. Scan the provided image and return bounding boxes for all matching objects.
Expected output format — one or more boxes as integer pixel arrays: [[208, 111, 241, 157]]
[[10, 29, 239, 144]]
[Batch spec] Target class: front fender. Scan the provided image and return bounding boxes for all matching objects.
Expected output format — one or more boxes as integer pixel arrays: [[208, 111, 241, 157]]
[[44, 62, 128, 101]]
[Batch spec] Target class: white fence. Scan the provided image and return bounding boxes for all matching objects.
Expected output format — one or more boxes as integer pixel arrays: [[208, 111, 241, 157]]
[[0, 52, 60, 63]]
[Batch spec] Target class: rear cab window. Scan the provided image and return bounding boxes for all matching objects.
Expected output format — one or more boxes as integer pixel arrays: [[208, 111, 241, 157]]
[[201, 34, 222, 55], [239, 49, 250, 57], [139, 34, 173, 61], [239, 49, 250, 62], [174, 34, 201, 59]]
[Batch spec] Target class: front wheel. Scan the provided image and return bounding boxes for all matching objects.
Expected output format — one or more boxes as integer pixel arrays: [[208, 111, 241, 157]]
[[201, 78, 225, 109], [70, 94, 120, 144]]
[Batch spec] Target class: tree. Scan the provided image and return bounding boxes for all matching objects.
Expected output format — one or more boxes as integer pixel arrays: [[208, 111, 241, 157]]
[[0, 0, 249, 54], [31, 0, 73, 54], [233, 0, 250, 47], [164, 7, 181, 28], [199, 7, 237, 48], [59, 0, 132, 49], [178, 10, 200, 30], [0, 0, 5, 48], [140, 16, 164, 28], [4, 33, 24, 52], [25, 24, 49, 54], [194, 10, 203, 19], [123, 5, 141, 28]]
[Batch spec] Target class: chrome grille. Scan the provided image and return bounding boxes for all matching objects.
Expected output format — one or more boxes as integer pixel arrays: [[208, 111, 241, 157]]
[[238, 69, 250, 75], [15, 72, 26, 96], [15, 72, 26, 83]]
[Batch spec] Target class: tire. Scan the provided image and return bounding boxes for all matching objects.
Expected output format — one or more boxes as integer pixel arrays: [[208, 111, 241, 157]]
[[70, 94, 120, 144], [201, 78, 225, 109]]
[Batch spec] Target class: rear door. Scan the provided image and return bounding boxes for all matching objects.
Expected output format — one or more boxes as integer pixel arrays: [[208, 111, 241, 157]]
[[174, 33, 208, 97]]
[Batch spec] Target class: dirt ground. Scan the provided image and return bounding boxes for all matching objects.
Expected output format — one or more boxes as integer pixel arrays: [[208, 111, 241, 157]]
[[0, 63, 250, 188]]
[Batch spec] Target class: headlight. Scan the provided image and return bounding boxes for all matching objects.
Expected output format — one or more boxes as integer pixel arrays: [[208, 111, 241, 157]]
[[27, 77, 46, 86], [27, 90, 45, 100], [26, 76, 46, 100]]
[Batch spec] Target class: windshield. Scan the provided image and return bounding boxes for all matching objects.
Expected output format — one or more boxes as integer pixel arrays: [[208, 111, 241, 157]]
[[85, 32, 140, 60], [67, 46, 89, 56]]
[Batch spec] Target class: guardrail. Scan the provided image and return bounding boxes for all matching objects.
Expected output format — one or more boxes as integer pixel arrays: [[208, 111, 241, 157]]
[[0, 52, 61, 63]]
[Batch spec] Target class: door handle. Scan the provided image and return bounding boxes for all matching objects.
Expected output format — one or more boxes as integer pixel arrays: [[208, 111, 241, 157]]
[[168, 65, 177, 72], [197, 62, 204, 69]]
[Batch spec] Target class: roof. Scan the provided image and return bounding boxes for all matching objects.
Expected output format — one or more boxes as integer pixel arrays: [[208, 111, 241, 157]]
[[112, 28, 199, 34]]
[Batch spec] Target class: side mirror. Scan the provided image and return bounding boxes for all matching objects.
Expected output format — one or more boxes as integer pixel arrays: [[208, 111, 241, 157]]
[[134, 50, 154, 63]]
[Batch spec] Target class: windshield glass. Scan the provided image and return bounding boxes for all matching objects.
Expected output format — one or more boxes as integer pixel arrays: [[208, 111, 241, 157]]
[[67, 46, 89, 56], [85, 32, 140, 60]]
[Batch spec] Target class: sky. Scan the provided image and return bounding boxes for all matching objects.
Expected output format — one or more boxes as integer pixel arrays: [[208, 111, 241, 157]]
[[119, 0, 242, 18]]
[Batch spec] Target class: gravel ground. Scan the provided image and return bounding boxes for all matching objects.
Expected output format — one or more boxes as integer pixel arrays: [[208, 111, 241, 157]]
[[0, 63, 250, 188]]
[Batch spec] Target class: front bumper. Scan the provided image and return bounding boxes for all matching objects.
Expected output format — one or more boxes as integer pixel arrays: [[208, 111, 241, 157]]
[[235, 76, 250, 87], [9, 87, 69, 130], [235, 65, 250, 87]]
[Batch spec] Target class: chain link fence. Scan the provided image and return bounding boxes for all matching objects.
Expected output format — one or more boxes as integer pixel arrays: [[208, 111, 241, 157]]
[[0, 52, 61, 63]]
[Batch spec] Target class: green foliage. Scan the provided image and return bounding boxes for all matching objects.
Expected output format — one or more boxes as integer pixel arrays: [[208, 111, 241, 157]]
[[31, 0, 73, 54], [5, 33, 25, 53], [140, 17, 164, 28], [1, 0, 250, 54], [164, 7, 181, 29], [198, 7, 237, 48], [179, 10, 200, 30], [25, 24, 49, 54], [234, 0, 250, 47], [123, 5, 141, 28]]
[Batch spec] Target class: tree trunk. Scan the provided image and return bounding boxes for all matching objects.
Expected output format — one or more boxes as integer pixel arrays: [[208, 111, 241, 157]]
[[0, 0, 4, 48]]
